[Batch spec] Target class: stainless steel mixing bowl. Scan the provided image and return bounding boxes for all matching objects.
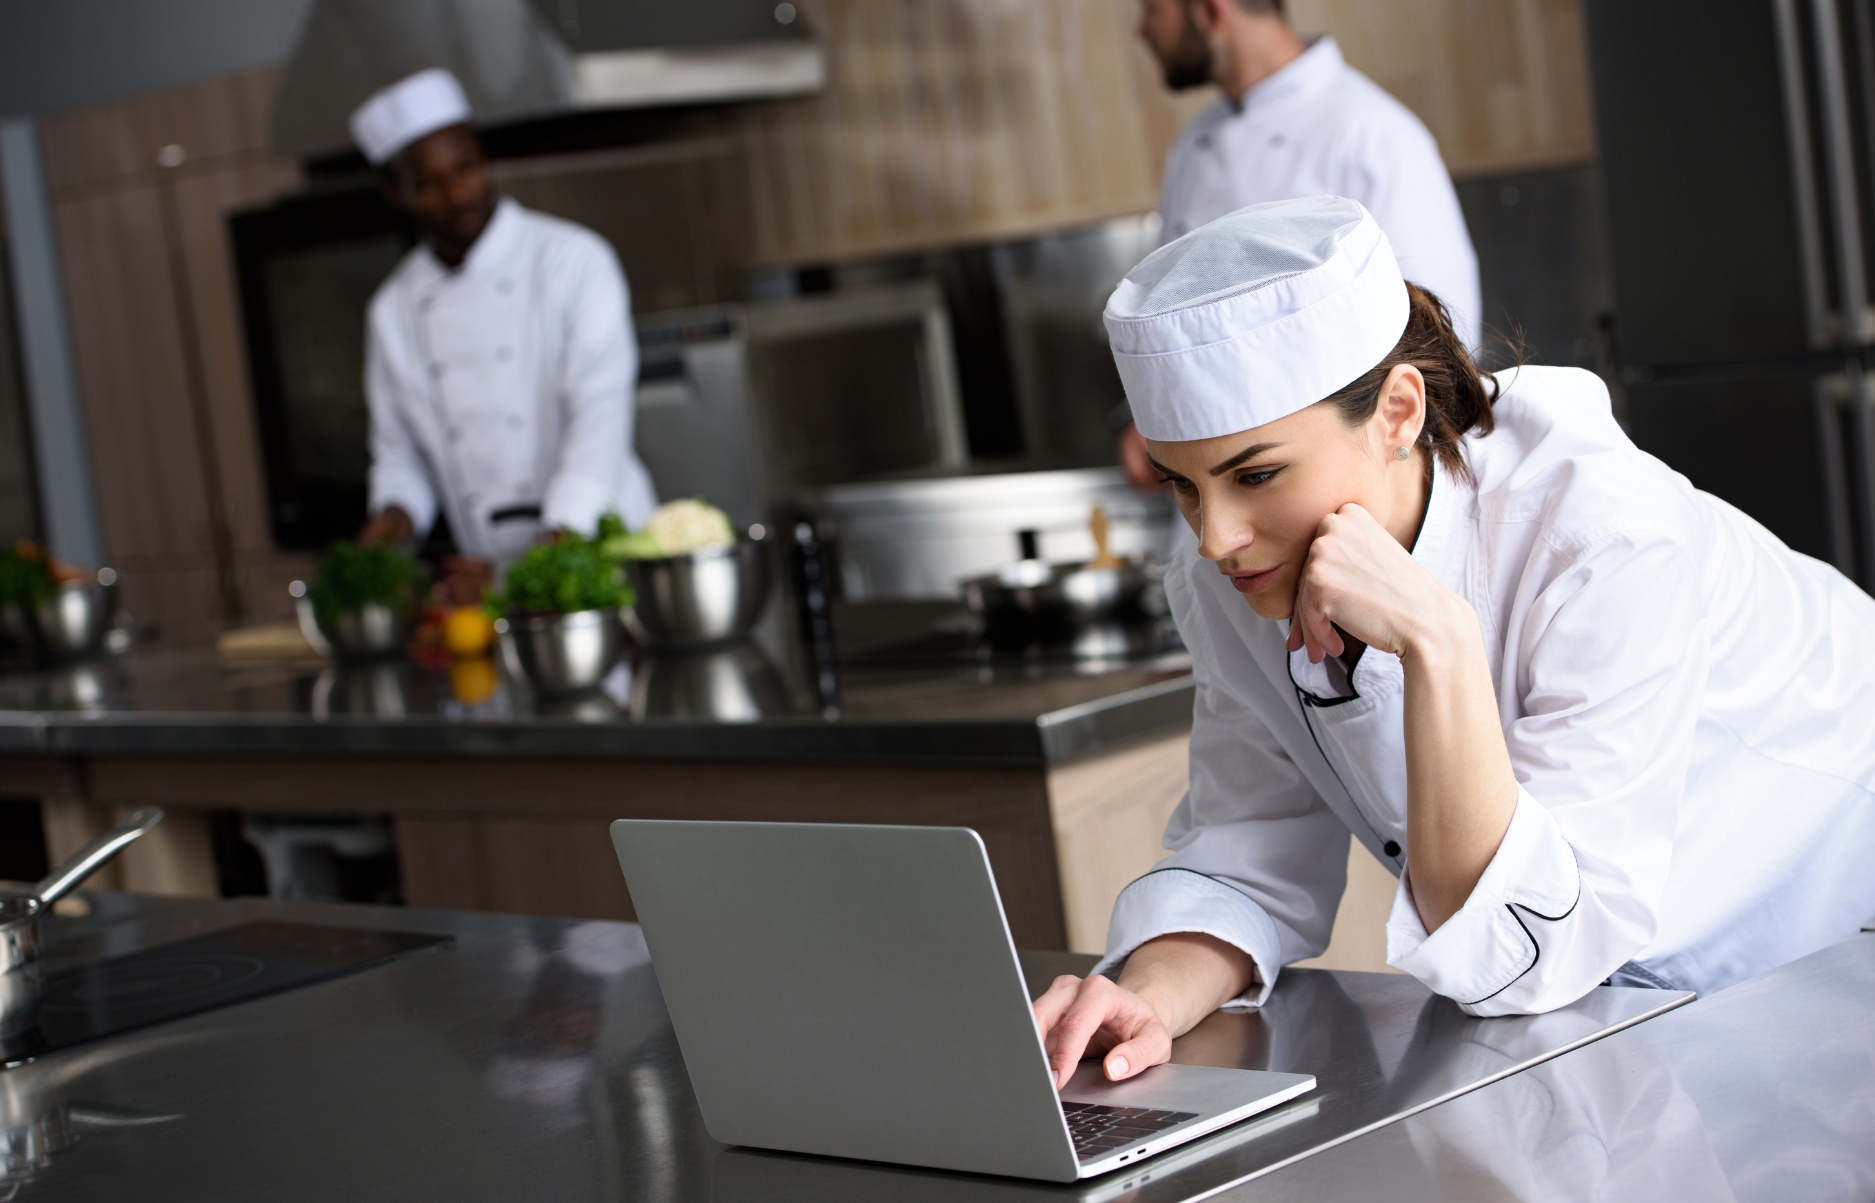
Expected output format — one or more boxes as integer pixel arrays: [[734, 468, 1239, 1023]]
[[622, 536, 771, 650], [6, 570, 118, 662], [289, 581, 417, 663], [496, 607, 623, 696]]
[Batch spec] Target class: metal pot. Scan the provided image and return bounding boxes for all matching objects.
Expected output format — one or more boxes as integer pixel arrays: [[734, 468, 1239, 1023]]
[[622, 535, 770, 650], [496, 608, 623, 696], [288, 581, 417, 663], [2, 570, 118, 664], [1, 808, 164, 1049], [961, 558, 1150, 647]]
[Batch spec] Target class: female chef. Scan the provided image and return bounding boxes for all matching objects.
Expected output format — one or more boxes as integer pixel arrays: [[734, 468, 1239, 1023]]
[[1033, 196, 1875, 1089]]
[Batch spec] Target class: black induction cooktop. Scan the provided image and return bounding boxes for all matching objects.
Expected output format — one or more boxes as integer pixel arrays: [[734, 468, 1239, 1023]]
[[2, 920, 452, 1065]]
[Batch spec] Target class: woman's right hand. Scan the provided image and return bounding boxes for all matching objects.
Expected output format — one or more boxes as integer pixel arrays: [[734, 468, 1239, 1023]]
[[1032, 973, 1173, 1088], [1030, 932, 1256, 1088]]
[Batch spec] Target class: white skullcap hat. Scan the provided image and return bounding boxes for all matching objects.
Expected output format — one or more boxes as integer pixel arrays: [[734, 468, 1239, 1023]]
[[1105, 196, 1410, 442], [349, 68, 474, 166]]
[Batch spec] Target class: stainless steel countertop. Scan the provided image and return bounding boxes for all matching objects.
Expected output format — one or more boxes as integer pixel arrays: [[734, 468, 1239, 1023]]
[[0, 640, 1195, 767], [2, 893, 1737, 1202]]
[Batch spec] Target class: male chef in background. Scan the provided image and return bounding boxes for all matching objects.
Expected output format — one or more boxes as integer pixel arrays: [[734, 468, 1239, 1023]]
[[352, 69, 658, 601], [1117, 0, 1481, 490]]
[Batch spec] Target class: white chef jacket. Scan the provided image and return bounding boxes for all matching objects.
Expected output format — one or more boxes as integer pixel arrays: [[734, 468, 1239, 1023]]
[[365, 197, 659, 562], [1157, 37, 1481, 348], [1094, 365, 1875, 1015]]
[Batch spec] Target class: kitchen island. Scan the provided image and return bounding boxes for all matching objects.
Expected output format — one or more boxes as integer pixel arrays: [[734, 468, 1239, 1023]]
[[0, 626, 1198, 952], [9, 891, 1870, 1200]]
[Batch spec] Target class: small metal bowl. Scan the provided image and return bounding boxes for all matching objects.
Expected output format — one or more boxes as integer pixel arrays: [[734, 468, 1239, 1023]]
[[4, 569, 118, 663], [289, 581, 417, 664], [496, 607, 623, 696], [622, 535, 771, 650]]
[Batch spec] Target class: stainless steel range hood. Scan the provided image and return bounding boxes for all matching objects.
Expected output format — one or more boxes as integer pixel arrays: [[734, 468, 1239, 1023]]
[[541, 0, 826, 110], [272, 0, 825, 162]]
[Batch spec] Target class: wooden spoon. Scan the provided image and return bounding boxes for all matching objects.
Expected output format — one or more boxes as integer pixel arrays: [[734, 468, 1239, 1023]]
[[1088, 505, 1123, 569]]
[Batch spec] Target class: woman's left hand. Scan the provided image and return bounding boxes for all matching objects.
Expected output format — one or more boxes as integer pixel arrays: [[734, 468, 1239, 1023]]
[[1285, 503, 1455, 663]]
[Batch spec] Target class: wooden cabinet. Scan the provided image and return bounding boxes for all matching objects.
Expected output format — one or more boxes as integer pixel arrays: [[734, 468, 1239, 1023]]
[[37, 67, 311, 645], [736, 0, 1596, 266], [1296, 0, 1597, 178]]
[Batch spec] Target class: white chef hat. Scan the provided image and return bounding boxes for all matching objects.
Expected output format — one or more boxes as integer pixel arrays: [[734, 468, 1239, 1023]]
[[349, 68, 474, 167], [1105, 196, 1410, 442]]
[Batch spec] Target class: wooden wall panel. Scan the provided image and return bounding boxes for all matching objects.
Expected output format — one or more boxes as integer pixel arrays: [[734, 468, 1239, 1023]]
[[1293, 0, 1595, 178], [38, 66, 305, 637], [741, 0, 1594, 266], [738, 0, 1208, 266]]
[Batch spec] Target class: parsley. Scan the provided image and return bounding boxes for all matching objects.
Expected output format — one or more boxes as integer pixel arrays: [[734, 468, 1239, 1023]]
[[310, 541, 427, 619], [486, 533, 631, 617]]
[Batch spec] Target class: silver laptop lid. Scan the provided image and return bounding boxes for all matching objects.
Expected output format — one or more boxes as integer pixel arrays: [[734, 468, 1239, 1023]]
[[611, 821, 1080, 1182]]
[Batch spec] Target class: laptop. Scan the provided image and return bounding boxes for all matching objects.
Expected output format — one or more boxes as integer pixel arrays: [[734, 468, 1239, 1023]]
[[610, 820, 1315, 1183]]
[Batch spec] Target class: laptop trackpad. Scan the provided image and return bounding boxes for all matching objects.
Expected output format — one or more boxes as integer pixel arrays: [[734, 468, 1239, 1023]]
[[1059, 1060, 1315, 1115]]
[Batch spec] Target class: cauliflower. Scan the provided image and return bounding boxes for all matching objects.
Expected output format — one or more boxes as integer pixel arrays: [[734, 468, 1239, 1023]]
[[643, 499, 736, 556]]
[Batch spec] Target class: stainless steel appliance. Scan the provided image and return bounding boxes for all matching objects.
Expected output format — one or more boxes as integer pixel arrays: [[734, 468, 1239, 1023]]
[[271, 0, 825, 162], [806, 468, 1177, 602], [1, 919, 448, 1069], [745, 280, 970, 509], [1583, 0, 1875, 582], [2, 808, 164, 1047], [631, 308, 767, 531]]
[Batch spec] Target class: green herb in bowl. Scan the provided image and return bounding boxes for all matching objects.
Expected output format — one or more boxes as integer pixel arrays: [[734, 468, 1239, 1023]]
[[310, 541, 427, 619], [0, 545, 53, 608], [487, 533, 631, 617]]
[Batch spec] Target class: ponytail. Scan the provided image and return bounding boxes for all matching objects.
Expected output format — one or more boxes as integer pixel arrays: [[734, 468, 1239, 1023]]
[[1322, 283, 1502, 483]]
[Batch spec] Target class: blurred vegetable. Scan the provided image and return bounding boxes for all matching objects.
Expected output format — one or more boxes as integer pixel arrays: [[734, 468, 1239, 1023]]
[[0, 541, 54, 607], [448, 656, 499, 705], [310, 541, 427, 619], [486, 533, 630, 616], [443, 607, 497, 657], [599, 500, 736, 561]]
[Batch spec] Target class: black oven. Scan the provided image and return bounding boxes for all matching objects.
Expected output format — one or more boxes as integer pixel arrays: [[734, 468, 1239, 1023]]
[[230, 186, 415, 550]]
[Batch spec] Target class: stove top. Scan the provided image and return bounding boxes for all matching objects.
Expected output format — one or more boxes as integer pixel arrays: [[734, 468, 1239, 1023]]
[[3, 921, 451, 1065]]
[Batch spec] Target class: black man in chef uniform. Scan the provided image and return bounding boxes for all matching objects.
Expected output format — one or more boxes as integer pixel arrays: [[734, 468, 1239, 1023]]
[[352, 69, 657, 601]]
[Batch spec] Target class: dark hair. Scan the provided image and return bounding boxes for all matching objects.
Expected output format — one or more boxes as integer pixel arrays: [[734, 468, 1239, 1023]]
[[1321, 283, 1502, 483], [1228, 0, 1286, 15]]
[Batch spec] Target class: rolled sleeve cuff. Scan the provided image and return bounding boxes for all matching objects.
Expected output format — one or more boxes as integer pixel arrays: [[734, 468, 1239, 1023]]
[[1385, 785, 1582, 1012], [1090, 868, 1284, 1010], [542, 474, 616, 538]]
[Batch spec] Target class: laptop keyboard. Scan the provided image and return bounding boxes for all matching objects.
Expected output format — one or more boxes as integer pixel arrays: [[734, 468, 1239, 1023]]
[[1062, 1101, 1199, 1160]]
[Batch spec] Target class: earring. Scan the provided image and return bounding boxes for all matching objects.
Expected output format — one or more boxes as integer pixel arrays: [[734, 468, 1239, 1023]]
[[1395, 446, 1410, 461]]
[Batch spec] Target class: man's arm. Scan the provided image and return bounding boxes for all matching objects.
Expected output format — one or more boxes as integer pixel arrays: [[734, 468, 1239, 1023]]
[[540, 238, 634, 536]]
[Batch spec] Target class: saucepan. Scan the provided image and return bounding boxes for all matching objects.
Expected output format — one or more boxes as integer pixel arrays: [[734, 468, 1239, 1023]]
[[1, 808, 165, 1048]]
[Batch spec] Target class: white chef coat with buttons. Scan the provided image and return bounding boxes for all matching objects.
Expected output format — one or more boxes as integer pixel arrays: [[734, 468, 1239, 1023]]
[[365, 197, 659, 562], [1157, 37, 1481, 348], [1095, 365, 1875, 1016]]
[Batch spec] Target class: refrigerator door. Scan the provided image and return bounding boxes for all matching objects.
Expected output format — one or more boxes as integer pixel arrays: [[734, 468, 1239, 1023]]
[[1626, 369, 1857, 574], [1584, 0, 1829, 366]]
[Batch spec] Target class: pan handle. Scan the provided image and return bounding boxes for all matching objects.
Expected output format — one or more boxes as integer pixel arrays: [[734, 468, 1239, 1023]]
[[32, 807, 165, 907]]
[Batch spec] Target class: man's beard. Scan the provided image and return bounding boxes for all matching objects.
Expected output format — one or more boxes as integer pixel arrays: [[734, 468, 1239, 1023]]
[[1159, 2, 1214, 90]]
